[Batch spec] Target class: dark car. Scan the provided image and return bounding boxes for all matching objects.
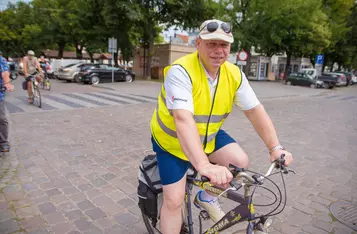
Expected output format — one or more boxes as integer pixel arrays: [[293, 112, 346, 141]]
[[286, 72, 322, 88], [78, 64, 135, 84], [333, 71, 354, 86]]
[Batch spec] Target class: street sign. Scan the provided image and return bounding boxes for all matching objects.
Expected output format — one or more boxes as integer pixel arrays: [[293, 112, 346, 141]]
[[108, 37, 117, 83], [315, 54, 324, 65], [237, 50, 248, 61], [237, 61, 247, 65], [108, 37, 117, 53]]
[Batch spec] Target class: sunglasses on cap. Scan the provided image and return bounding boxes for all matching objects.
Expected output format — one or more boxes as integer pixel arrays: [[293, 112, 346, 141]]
[[200, 21, 232, 34]]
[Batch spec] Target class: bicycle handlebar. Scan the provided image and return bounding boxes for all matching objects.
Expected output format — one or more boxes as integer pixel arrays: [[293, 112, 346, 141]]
[[200, 154, 288, 184]]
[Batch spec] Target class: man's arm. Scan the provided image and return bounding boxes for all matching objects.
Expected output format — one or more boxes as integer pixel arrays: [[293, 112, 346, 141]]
[[236, 72, 292, 165], [36, 60, 42, 72], [173, 110, 211, 171], [243, 104, 279, 150], [23, 58, 28, 76]]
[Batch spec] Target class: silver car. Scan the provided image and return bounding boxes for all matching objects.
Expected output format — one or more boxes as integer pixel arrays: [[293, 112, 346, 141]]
[[55, 63, 84, 82]]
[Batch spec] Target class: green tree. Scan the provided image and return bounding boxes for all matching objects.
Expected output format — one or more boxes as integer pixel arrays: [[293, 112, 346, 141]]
[[319, 0, 355, 71]]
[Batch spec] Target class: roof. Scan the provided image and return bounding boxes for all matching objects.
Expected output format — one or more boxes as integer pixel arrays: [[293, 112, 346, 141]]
[[176, 34, 188, 43]]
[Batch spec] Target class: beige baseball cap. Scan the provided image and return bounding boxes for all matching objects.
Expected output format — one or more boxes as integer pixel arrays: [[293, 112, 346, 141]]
[[198, 19, 234, 43]]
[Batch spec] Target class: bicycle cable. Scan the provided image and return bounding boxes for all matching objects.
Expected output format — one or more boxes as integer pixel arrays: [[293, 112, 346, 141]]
[[243, 169, 285, 219]]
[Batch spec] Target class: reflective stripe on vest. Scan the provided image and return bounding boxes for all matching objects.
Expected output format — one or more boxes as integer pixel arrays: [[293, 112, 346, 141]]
[[160, 92, 230, 123]]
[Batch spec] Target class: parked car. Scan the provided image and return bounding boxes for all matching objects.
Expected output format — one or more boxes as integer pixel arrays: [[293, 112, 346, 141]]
[[325, 72, 347, 87], [333, 71, 355, 86], [78, 65, 135, 84], [55, 62, 87, 82], [286, 72, 336, 89]]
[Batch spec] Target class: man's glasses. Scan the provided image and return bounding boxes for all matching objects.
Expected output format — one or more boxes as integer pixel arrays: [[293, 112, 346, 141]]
[[200, 21, 232, 34]]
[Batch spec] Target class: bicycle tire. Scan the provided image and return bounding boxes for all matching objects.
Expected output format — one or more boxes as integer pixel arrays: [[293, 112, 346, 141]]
[[33, 86, 41, 108]]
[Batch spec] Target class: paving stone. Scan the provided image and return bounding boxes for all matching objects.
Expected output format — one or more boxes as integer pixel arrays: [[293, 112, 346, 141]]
[[20, 216, 46, 231], [85, 189, 102, 200], [101, 173, 116, 181], [45, 211, 66, 225], [117, 198, 136, 208], [51, 194, 69, 204], [57, 201, 77, 212], [22, 183, 38, 192], [17, 206, 41, 218], [114, 212, 139, 227], [63, 187, 80, 195], [107, 190, 126, 202], [0, 219, 20, 233], [45, 189, 62, 196], [0, 210, 16, 222], [65, 209, 85, 221], [93, 196, 116, 208], [69, 193, 87, 202], [74, 218, 93, 231], [38, 202, 57, 215], [78, 184, 94, 192], [27, 228, 51, 234], [85, 207, 107, 220], [51, 222, 75, 234], [0, 201, 9, 210], [95, 217, 116, 229], [77, 200, 95, 211]]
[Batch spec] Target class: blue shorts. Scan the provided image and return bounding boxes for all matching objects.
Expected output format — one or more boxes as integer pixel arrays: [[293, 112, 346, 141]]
[[152, 129, 236, 185]]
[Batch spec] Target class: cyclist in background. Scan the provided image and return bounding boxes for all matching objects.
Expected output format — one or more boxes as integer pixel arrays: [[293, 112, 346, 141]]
[[23, 50, 43, 103]]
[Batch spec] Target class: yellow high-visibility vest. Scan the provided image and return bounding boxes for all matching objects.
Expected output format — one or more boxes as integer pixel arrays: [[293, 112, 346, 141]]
[[150, 51, 242, 161]]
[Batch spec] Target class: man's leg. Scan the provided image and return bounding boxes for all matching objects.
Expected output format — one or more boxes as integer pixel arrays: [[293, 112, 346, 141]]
[[194, 130, 249, 222], [160, 175, 187, 234], [152, 137, 190, 234], [27, 81, 33, 99], [0, 101, 9, 151]]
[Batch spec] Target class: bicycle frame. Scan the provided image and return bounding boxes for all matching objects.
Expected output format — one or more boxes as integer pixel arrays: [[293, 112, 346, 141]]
[[185, 175, 256, 234]]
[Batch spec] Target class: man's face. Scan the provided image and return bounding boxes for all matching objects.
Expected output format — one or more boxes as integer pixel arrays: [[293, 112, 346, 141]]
[[28, 55, 33, 60], [196, 38, 231, 70]]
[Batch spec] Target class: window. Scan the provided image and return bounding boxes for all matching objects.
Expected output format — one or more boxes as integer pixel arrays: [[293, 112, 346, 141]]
[[249, 62, 257, 77]]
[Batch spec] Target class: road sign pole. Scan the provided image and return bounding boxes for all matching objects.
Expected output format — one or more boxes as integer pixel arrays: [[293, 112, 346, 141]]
[[112, 50, 114, 83]]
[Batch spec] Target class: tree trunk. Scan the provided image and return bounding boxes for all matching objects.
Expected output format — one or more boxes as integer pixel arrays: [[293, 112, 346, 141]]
[[322, 55, 328, 73], [76, 43, 83, 59], [58, 42, 65, 59], [89, 52, 94, 63], [283, 52, 291, 80], [330, 61, 335, 72], [114, 49, 119, 66], [338, 63, 342, 70]]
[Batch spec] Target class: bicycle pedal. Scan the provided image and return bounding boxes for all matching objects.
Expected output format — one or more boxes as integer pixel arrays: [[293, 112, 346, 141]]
[[199, 210, 210, 220]]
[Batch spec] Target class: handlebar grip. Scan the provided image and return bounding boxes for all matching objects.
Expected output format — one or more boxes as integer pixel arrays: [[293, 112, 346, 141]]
[[201, 176, 210, 182]]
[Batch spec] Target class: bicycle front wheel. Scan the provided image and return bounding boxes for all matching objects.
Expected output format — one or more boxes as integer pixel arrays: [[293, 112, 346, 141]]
[[33, 86, 41, 108]]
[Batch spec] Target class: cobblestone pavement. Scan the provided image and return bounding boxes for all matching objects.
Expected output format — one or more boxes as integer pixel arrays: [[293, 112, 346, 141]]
[[0, 82, 356, 234]]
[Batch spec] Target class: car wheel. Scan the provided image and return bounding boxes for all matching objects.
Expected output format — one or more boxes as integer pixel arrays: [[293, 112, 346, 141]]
[[66, 80, 72, 83], [286, 81, 292, 86], [74, 75, 80, 83], [310, 84, 316, 89], [91, 76, 100, 85], [125, 74, 133, 83]]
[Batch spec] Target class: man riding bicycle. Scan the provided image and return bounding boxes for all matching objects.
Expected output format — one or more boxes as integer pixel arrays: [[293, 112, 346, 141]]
[[23, 50, 43, 103], [149, 19, 293, 234]]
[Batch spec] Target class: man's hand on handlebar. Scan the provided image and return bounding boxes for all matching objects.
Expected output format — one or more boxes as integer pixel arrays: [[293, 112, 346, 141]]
[[198, 163, 233, 188], [270, 149, 293, 166]]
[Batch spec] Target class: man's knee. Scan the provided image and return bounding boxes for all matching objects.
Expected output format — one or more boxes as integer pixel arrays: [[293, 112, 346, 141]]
[[162, 180, 186, 212]]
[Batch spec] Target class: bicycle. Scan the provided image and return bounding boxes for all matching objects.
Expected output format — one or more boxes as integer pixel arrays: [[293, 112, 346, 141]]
[[40, 73, 51, 91], [141, 154, 295, 234], [26, 73, 42, 108]]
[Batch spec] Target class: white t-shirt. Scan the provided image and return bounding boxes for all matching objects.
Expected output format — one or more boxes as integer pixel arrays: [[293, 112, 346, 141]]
[[164, 64, 260, 113]]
